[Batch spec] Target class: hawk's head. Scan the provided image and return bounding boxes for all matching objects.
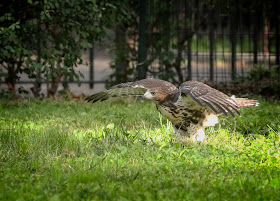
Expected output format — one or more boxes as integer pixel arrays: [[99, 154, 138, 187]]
[[143, 88, 179, 103]]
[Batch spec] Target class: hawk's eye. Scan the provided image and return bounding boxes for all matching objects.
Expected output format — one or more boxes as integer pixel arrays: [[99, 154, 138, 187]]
[[151, 91, 157, 95]]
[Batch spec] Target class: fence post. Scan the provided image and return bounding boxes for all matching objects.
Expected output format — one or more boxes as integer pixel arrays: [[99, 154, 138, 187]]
[[186, 0, 192, 81], [209, 8, 215, 82], [276, 22, 280, 82], [276, 21, 280, 67], [253, 13, 259, 65], [89, 41, 94, 89], [115, 26, 128, 83], [230, 13, 237, 81], [136, 0, 147, 80], [187, 36, 192, 81]]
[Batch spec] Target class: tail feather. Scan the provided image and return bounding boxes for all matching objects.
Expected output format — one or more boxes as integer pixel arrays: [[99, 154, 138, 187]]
[[231, 96, 259, 108]]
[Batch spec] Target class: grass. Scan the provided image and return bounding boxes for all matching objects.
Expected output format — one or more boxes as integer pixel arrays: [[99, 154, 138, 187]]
[[0, 98, 280, 201]]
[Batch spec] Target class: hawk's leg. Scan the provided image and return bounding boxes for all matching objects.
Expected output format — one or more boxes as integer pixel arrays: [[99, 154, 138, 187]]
[[173, 125, 205, 142], [191, 128, 205, 142]]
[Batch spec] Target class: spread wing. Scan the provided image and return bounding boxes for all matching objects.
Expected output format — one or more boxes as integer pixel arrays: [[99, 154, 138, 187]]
[[85, 78, 176, 103], [179, 81, 240, 118]]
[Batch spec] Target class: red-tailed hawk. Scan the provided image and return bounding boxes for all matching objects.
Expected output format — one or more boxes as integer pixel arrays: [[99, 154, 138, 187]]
[[85, 78, 259, 142]]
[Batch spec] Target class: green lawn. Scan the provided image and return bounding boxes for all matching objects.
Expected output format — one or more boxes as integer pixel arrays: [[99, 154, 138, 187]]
[[0, 98, 280, 201]]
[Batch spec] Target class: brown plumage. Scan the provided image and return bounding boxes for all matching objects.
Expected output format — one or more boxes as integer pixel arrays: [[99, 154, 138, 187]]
[[85, 78, 259, 142]]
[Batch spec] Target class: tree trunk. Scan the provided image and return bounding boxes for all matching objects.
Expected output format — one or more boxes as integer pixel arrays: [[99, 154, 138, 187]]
[[31, 82, 41, 97], [5, 60, 20, 94], [47, 73, 63, 98]]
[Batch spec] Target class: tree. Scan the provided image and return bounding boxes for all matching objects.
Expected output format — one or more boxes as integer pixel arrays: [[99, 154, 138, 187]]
[[0, 0, 132, 97]]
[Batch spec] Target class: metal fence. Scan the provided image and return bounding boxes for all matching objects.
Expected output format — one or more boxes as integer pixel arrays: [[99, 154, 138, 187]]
[[135, 0, 280, 84]]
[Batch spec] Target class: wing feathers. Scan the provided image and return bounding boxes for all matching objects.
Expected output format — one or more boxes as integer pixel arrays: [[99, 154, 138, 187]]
[[209, 97, 236, 117], [199, 97, 219, 114], [211, 95, 241, 116], [85, 91, 109, 103], [85, 87, 147, 103], [180, 81, 242, 117], [201, 96, 229, 117], [188, 92, 204, 107], [211, 95, 239, 110], [208, 95, 240, 117]]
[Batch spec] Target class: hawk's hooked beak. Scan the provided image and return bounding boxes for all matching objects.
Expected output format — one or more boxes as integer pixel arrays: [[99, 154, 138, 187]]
[[142, 91, 153, 100]]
